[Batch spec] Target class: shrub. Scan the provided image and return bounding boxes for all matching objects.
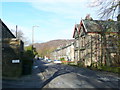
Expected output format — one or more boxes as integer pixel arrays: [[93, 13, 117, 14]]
[[68, 62, 75, 65], [99, 66, 120, 74], [21, 50, 34, 75], [77, 61, 84, 67], [60, 57, 65, 61]]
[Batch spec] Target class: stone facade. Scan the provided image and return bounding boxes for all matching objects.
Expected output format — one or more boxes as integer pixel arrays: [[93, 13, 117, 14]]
[[73, 24, 80, 64], [1, 19, 24, 77], [73, 19, 120, 67], [50, 42, 74, 62]]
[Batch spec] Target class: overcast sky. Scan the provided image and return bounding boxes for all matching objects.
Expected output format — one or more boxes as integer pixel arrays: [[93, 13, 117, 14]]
[[1, 0, 100, 44]]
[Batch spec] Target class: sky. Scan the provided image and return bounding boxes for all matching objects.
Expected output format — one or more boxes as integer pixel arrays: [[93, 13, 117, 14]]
[[1, 0, 100, 45]]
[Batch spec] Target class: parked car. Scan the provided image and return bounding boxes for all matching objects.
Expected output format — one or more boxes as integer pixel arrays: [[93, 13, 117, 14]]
[[47, 59, 52, 62], [53, 60, 62, 64]]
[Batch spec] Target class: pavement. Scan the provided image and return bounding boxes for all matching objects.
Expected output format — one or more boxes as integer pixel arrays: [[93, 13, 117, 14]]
[[2, 59, 120, 89], [2, 60, 46, 88]]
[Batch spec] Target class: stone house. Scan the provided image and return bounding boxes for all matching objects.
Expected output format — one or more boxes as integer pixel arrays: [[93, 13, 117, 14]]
[[0, 19, 24, 77], [50, 42, 74, 62], [73, 24, 80, 64], [73, 19, 120, 67]]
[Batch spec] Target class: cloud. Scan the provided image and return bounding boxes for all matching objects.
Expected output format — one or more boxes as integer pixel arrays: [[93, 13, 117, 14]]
[[2, 18, 74, 43], [31, 3, 77, 15], [2, 0, 99, 3], [29, 0, 93, 19], [1, 0, 99, 43], [2, 0, 87, 3]]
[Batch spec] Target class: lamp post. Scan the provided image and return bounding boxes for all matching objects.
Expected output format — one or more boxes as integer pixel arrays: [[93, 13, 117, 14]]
[[32, 26, 39, 50]]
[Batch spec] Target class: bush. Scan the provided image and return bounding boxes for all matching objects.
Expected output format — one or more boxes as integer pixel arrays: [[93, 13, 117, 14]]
[[89, 63, 120, 74], [21, 50, 34, 75], [98, 66, 120, 74], [62, 62, 68, 64], [68, 62, 75, 65], [77, 61, 85, 67], [60, 57, 65, 61]]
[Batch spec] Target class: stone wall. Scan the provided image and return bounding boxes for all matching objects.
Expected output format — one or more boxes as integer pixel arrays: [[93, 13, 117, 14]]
[[1, 19, 24, 77], [2, 38, 24, 77], [78, 33, 119, 67]]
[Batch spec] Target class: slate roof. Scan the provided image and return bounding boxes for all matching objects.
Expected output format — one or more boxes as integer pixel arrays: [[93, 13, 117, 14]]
[[73, 24, 80, 38], [75, 24, 80, 30], [0, 19, 16, 38], [82, 20, 120, 33]]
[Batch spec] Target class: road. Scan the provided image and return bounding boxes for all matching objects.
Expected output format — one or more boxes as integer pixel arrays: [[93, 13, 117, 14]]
[[2, 59, 120, 89]]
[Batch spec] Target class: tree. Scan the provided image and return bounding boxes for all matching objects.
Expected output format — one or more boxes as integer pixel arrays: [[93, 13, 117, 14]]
[[17, 30, 29, 45], [11, 29, 29, 45], [89, 0, 120, 19], [89, 0, 120, 67]]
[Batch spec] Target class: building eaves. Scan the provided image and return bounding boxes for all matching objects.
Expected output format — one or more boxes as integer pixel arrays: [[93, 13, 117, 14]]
[[73, 24, 80, 38], [81, 19, 88, 32]]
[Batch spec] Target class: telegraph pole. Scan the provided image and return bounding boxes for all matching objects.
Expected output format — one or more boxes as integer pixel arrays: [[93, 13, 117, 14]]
[[32, 26, 39, 51], [16, 25, 17, 38]]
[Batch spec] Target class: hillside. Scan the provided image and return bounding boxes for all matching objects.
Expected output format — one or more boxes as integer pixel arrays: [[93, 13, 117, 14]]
[[34, 39, 75, 57]]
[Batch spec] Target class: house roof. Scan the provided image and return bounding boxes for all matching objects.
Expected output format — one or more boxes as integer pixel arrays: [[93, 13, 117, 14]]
[[73, 24, 80, 38], [1, 19, 24, 44], [80, 20, 120, 33], [0, 19, 16, 38]]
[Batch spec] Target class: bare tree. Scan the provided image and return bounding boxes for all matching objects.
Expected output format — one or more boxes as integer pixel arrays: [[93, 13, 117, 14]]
[[17, 30, 30, 45], [17, 30, 24, 40], [11, 29, 29, 45], [17, 30, 29, 44], [89, 0, 120, 19], [89, 0, 120, 66]]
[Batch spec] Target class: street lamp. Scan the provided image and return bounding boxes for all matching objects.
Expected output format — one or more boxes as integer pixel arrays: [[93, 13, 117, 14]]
[[32, 26, 39, 50]]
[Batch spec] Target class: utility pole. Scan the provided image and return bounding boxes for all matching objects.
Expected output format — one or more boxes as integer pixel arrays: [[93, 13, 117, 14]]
[[16, 25, 17, 38], [32, 26, 39, 51]]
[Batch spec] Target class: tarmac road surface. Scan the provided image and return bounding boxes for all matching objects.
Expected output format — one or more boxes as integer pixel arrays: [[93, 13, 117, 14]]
[[2, 59, 120, 89]]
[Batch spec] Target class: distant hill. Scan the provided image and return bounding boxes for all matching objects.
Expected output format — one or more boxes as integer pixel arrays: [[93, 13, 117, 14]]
[[34, 39, 75, 57]]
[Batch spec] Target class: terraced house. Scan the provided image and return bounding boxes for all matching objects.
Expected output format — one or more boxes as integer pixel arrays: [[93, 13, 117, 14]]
[[73, 19, 120, 67], [50, 42, 74, 62], [73, 24, 80, 64]]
